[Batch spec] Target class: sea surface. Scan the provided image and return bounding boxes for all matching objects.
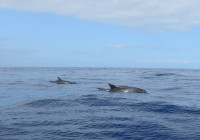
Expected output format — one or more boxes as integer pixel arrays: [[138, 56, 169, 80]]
[[0, 67, 200, 140]]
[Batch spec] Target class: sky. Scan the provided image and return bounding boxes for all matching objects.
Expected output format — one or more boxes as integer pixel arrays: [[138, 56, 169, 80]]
[[0, 0, 200, 69]]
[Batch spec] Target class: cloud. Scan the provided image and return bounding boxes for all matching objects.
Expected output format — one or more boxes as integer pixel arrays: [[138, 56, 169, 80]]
[[0, 0, 200, 31], [0, 47, 37, 56], [0, 37, 13, 47], [146, 59, 200, 64], [108, 44, 131, 49], [108, 44, 192, 52]]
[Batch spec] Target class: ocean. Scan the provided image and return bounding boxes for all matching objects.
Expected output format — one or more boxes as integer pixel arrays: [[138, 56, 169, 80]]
[[0, 67, 200, 140]]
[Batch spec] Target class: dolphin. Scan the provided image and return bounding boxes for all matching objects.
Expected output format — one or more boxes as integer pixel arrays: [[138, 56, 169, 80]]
[[49, 77, 77, 84], [98, 83, 148, 93]]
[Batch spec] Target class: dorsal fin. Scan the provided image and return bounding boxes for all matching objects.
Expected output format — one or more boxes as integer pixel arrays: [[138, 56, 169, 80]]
[[57, 77, 62, 81], [108, 83, 117, 89]]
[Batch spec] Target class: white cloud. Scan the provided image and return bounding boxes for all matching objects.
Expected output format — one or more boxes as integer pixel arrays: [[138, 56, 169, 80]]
[[0, 37, 13, 47], [108, 44, 131, 48], [0, 0, 200, 31], [146, 59, 200, 64]]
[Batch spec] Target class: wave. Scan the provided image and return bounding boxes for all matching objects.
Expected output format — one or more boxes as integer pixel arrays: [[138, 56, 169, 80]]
[[25, 99, 75, 108], [24, 96, 200, 116], [134, 102, 200, 115]]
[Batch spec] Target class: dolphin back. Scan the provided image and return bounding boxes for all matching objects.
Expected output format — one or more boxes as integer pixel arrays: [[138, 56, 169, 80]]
[[57, 77, 62, 81], [49, 77, 77, 84], [108, 83, 148, 93], [108, 83, 117, 89]]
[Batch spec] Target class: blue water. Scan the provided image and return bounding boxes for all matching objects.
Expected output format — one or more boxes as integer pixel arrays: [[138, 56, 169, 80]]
[[0, 67, 200, 140]]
